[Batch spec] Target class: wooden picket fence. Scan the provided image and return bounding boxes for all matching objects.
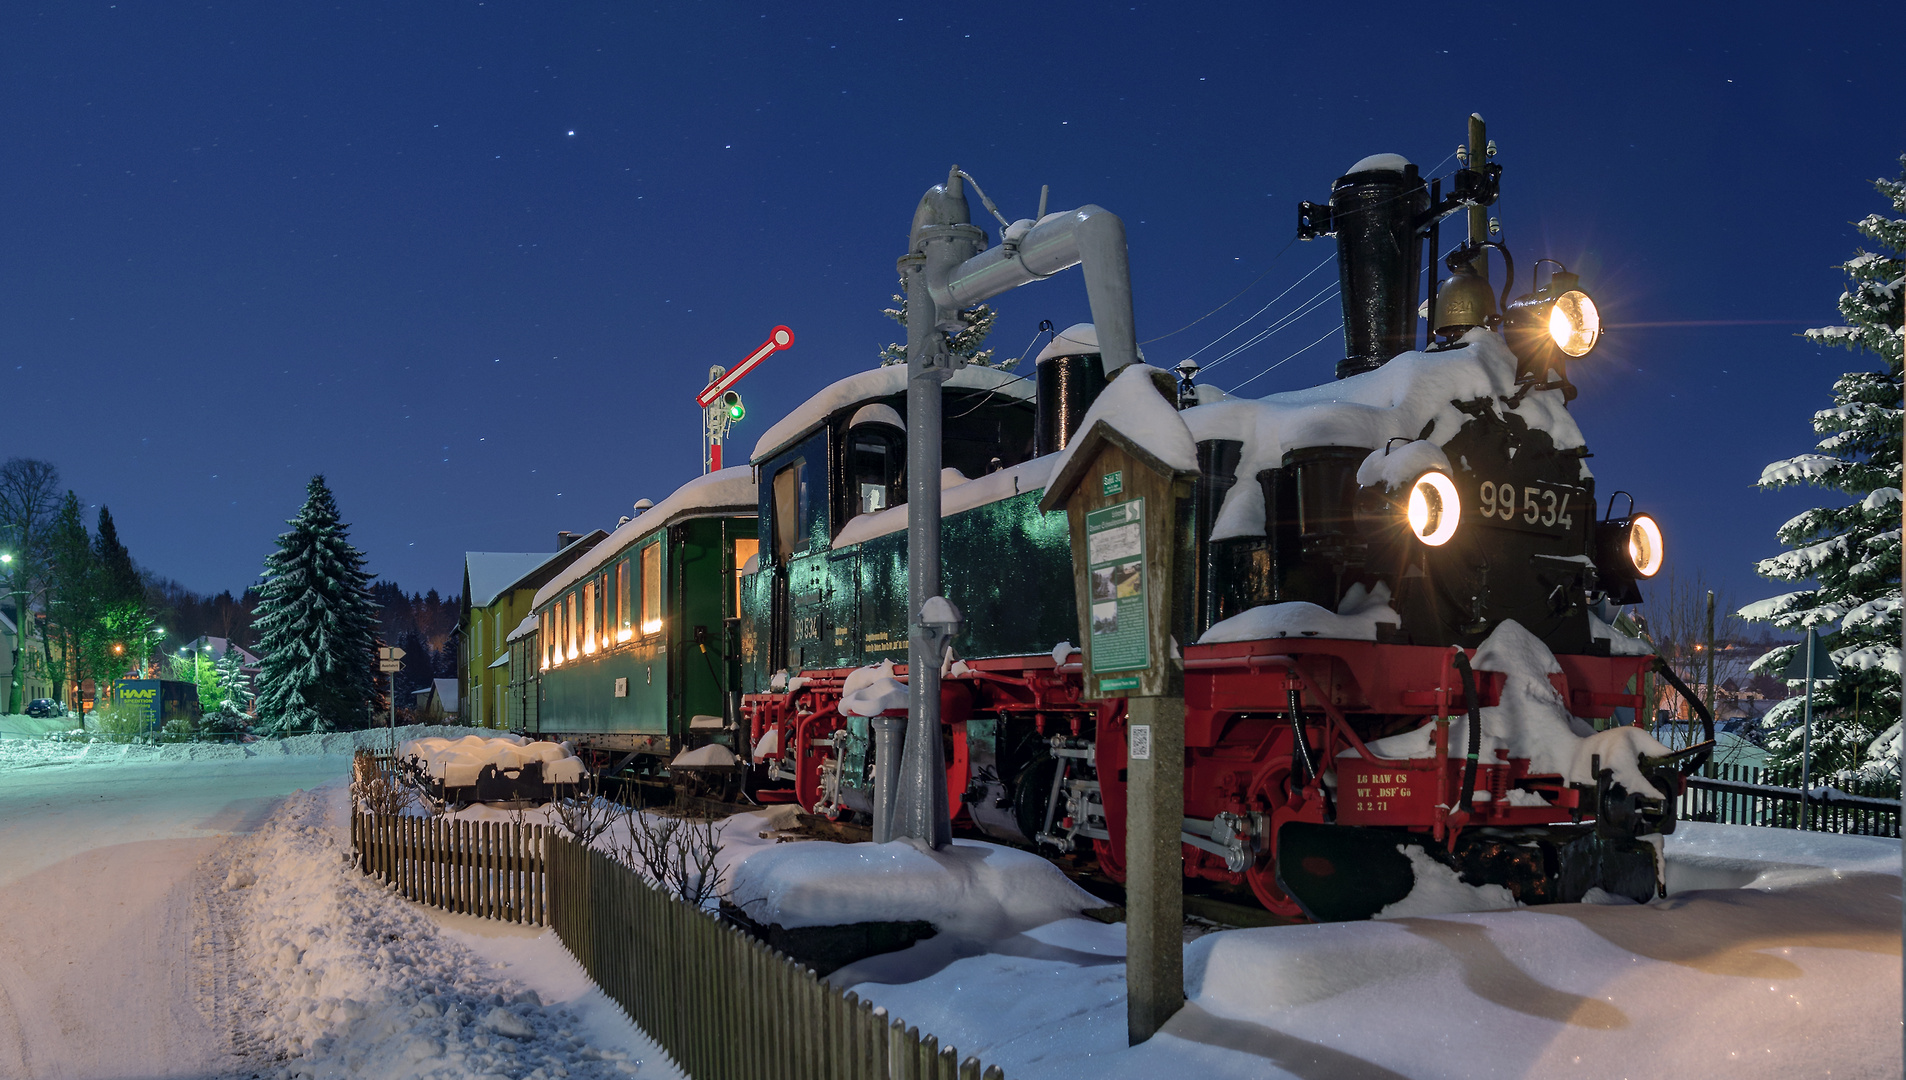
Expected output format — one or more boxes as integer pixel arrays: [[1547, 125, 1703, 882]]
[[351, 815, 1008, 1080], [352, 814, 549, 924], [1679, 761, 1901, 837], [545, 835, 1007, 1080]]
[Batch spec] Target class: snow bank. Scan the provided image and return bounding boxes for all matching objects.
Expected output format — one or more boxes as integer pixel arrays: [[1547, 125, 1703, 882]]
[[724, 829, 1099, 936], [1185, 330, 1587, 541], [0, 723, 492, 772], [1373, 845, 1517, 919], [404, 734, 587, 786], [217, 785, 645, 1079], [838, 660, 908, 716], [1198, 580, 1401, 643]]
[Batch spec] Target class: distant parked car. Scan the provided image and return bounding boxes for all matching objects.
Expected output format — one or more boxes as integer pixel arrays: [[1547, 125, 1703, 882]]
[[24, 698, 67, 719]]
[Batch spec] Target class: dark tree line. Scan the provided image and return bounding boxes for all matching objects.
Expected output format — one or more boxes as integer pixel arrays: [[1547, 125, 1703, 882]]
[[369, 580, 459, 699]]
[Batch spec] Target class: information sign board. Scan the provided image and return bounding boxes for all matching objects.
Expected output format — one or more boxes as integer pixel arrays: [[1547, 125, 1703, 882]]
[[1086, 497, 1149, 686]]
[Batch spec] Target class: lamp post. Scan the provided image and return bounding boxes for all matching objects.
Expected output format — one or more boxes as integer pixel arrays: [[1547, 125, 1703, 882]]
[[1, 551, 23, 715]]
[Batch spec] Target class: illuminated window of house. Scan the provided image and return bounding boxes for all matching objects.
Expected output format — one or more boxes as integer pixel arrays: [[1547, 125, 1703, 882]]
[[641, 543, 662, 634]]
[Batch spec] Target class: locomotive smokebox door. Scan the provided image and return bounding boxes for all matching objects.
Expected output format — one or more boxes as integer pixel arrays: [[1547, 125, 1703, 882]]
[[1038, 412, 1198, 699]]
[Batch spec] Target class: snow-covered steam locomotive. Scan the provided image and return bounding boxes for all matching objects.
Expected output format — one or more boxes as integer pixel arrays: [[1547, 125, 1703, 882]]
[[517, 123, 1711, 919]]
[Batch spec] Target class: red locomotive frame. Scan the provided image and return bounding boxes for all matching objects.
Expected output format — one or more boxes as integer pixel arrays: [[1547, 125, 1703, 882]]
[[743, 641, 1652, 918]]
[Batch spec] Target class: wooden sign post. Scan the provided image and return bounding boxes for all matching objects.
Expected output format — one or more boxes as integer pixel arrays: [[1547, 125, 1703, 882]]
[[1040, 396, 1198, 1045]]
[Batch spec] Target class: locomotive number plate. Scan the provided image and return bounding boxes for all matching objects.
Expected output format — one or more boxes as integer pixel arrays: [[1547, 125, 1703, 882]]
[[1471, 478, 1582, 536]]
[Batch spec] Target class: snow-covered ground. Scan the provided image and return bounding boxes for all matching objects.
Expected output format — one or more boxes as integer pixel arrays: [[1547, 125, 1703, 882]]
[[0, 730, 679, 1080], [2, 735, 1898, 1079], [827, 823, 1903, 1080]]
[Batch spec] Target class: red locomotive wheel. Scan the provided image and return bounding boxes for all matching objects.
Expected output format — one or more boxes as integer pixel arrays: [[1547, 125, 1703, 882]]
[[1244, 762, 1308, 920]]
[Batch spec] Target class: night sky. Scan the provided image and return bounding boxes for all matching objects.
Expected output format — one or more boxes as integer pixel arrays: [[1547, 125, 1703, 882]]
[[2, 2, 1899, 616]]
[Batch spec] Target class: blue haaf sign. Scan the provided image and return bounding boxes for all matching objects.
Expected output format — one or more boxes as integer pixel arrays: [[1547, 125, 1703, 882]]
[[114, 679, 202, 729]]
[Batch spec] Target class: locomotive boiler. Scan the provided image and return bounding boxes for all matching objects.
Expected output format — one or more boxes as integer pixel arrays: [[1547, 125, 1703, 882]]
[[522, 121, 1712, 920]]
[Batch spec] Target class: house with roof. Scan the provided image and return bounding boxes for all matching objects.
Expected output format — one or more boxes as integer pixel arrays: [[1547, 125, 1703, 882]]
[[461, 531, 607, 728], [1, 603, 56, 711]]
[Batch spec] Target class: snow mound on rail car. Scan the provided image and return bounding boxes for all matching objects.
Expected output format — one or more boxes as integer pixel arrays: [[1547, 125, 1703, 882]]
[[723, 829, 1100, 936], [1199, 581, 1401, 643], [1357, 620, 1670, 793], [1185, 329, 1587, 542], [402, 734, 587, 786], [838, 660, 909, 716]]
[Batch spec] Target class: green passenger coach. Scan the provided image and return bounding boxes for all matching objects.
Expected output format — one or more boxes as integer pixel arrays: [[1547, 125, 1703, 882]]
[[525, 467, 759, 769]]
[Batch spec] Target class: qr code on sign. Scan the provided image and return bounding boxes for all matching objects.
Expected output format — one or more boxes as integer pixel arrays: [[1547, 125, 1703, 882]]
[[1129, 724, 1152, 761]]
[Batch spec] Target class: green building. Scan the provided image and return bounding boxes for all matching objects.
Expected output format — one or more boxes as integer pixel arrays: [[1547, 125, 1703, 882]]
[[460, 531, 606, 729]]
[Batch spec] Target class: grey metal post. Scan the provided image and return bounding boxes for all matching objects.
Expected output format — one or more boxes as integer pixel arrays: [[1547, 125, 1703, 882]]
[[1125, 695, 1185, 1043], [1800, 627, 1816, 831], [887, 169, 983, 848], [1703, 591, 1716, 731], [871, 713, 904, 843]]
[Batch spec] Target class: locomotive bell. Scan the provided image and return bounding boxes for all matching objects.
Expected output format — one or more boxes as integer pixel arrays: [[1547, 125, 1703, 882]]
[[1433, 260, 1497, 339]]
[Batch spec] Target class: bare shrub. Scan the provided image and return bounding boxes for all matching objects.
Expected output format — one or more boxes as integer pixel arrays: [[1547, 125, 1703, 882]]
[[550, 772, 617, 848], [351, 749, 414, 816], [614, 807, 727, 908]]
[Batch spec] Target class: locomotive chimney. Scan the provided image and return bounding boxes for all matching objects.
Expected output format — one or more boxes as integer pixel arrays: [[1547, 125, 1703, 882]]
[[1033, 322, 1111, 455], [1298, 155, 1429, 380]]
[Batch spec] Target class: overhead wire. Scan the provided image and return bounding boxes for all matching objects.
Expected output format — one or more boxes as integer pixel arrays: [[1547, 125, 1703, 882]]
[[1179, 250, 1339, 365], [1200, 279, 1342, 373], [1225, 323, 1344, 394]]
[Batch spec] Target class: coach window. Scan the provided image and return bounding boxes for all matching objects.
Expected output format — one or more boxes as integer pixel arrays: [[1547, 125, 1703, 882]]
[[846, 405, 906, 520], [585, 579, 599, 654], [641, 542, 662, 635], [540, 610, 552, 669], [772, 458, 806, 562], [617, 557, 632, 640], [732, 536, 759, 617], [566, 592, 578, 660]]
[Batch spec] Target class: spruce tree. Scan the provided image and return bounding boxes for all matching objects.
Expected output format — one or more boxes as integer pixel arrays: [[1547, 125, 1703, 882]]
[[879, 280, 1002, 368], [252, 476, 381, 734], [1740, 158, 1904, 786], [208, 643, 253, 732]]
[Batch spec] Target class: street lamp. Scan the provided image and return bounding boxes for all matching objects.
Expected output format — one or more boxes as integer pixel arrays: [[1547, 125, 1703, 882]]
[[0, 551, 23, 715]]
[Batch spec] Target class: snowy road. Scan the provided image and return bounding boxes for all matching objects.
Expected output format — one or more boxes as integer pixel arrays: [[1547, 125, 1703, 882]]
[[0, 754, 347, 1078], [0, 741, 677, 1080]]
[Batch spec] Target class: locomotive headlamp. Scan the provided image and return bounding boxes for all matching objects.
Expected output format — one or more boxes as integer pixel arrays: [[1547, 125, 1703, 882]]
[[1594, 501, 1665, 604], [1623, 513, 1665, 577], [1506, 268, 1600, 365], [1405, 471, 1461, 546], [1546, 281, 1601, 357]]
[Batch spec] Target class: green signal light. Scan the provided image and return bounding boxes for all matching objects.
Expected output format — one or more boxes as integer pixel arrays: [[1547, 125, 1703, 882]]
[[723, 391, 745, 421]]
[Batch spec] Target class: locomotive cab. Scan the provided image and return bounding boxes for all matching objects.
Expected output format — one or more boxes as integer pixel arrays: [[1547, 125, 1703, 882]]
[[743, 364, 1039, 680]]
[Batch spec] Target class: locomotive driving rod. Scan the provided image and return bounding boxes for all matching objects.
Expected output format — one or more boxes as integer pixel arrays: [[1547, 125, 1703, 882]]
[[881, 166, 1138, 847]]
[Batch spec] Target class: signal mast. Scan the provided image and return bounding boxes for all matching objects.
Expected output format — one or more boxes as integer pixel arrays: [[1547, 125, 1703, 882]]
[[695, 325, 794, 473]]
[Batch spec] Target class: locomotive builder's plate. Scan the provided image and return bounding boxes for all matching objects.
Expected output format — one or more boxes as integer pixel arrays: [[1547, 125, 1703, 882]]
[[1465, 476, 1584, 536]]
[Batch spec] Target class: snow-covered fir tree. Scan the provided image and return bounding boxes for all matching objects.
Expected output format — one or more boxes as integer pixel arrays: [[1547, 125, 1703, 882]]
[[879, 281, 1002, 368], [251, 476, 381, 734], [215, 643, 253, 716], [1740, 158, 1904, 786]]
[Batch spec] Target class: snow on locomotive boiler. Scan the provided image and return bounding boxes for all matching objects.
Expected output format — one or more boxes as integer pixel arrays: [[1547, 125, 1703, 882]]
[[518, 120, 1711, 919]]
